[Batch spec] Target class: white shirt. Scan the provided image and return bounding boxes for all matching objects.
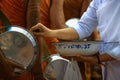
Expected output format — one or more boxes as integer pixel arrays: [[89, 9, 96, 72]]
[[71, 0, 120, 80]]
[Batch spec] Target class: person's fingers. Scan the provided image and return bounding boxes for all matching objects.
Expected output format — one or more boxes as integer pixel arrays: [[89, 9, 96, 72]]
[[30, 23, 46, 36], [30, 23, 44, 32], [6, 58, 26, 70], [32, 32, 43, 36], [0, 56, 15, 78], [61, 55, 73, 60], [75, 55, 82, 61], [61, 55, 78, 61], [30, 23, 40, 30], [66, 55, 85, 61]]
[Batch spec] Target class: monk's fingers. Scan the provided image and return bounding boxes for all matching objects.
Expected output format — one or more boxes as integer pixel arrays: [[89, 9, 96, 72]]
[[6, 58, 26, 70], [64, 55, 85, 61]]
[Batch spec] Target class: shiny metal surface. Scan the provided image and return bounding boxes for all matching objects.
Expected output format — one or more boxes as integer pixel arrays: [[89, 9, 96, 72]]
[[0, 26, 39, 75], [44, 54, 69, 80]]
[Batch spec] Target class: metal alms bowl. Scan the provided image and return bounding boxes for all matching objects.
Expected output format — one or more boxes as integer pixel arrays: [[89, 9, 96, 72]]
[[44, 54, 69, 80], [52, 41, 102, 56], [0, 26, 39, 75]]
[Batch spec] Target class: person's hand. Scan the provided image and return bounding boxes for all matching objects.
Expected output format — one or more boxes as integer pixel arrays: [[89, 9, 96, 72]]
[[61, 54, 98, 64], [0, 49, 26, 79], [30, 23, 53, 37]]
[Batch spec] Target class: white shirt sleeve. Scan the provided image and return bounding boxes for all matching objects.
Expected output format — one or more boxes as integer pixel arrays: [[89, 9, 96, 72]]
[[70, 0, 98, 39]]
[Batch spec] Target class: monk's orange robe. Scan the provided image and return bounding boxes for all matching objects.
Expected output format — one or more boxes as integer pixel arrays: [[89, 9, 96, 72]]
[[0, 0, 34, 80], [40, 0, 58, 54]]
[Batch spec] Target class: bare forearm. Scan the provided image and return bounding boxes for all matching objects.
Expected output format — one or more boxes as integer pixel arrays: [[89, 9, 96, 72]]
[[76, 53, 115, 65], [50, 0, 66, 29], [30, 23, 79, 40], [53, 27, 79, 40], [26, 0, 41, 28], [26, 1, 46, 80]]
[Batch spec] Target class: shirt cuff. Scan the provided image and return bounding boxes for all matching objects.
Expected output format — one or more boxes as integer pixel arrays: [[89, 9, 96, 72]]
[[70, 23, 87, 40]]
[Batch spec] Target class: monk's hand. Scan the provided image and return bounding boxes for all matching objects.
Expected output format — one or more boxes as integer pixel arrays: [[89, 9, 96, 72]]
[[0, 49, 26, 79]]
